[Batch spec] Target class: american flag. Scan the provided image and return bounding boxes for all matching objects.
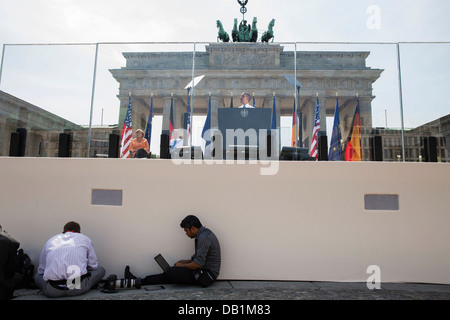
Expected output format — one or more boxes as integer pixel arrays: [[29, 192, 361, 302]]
[[120, 95, 133, 158], [310, 97, 320, 159]]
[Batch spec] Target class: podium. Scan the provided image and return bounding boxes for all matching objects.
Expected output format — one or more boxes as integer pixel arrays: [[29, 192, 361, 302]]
[[217, 108, 272, 160]]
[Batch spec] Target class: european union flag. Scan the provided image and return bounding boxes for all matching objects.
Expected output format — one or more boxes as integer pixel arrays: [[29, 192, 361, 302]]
[[271, 95, 276, 130], [202, 94, 212, 158], [328, 97, 342, 161], [144, 95, 153, 148]]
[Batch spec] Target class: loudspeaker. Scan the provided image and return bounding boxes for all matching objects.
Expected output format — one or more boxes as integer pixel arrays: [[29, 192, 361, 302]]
[[9, 128, 27, 157], [371, 135, 383, 161], [58, 133, 72, 157], [9, 132, 20, 157], [427, 136, 438, 162], [422, 137, 428, 161], [279, 147, 312, 161], [16, 128, 27, 156], [160, 132, 170, 159], [318, 135, 328, 161], [108, 133, 120, 158]]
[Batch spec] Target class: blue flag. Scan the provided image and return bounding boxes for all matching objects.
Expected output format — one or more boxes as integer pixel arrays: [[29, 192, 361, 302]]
[[144, 95, 153, 149], [271, 95, 276, 130], [328, 97, 342, 161], [202, 94, 212, 157], [186, 89, 191, 144]]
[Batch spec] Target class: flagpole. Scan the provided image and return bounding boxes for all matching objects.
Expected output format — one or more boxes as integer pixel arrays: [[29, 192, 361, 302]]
[[145, 93, 153, 151], [189, 42, 196, 147], [294, 42, 299, 148], [396, 43, 406, 162], [87, 43, 99, 158], [0, 44, 6, 87], [230, 91, 233, 108]]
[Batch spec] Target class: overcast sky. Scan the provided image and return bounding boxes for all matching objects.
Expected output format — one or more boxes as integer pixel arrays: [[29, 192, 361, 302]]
[[0, 0, 449, 153], [1, 0, 449, 43]]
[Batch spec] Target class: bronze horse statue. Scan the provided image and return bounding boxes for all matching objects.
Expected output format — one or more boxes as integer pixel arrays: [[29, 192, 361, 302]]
[[250, 17, 258, 42], [216, 20, 230, 42], [261, 19, 275, 42], [232, 18, 238, 42]]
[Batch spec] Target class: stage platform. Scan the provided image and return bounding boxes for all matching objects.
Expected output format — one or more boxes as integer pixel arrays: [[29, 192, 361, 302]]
[[1, 157, 450, 285]]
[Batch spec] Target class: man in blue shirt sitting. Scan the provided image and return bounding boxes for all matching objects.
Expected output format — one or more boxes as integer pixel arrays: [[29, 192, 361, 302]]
[[126, 215, 221, 288]]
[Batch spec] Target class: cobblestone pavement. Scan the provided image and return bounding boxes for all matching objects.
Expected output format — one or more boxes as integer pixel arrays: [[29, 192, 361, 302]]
[[88, 287, 450, 300], [12, 280, 450, 300]]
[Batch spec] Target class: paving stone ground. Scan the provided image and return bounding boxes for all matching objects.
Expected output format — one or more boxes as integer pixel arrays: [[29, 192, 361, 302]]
[[11, 280, 450, 300]]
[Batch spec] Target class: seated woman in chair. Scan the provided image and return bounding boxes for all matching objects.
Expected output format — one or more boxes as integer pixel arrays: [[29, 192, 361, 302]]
[[129, 129, 150, 158]]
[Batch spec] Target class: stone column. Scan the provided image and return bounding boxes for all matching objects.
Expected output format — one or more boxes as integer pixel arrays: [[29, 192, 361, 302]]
[[358, 97, 373, 134], [208, 94, 221, 129], [0, 116, 7, 156], [359, 97, 373, 161], [162, 96, 177, 134], [117, 96, 129, 131], [318, 97, 327, 135], [301, 98, 314, 149]]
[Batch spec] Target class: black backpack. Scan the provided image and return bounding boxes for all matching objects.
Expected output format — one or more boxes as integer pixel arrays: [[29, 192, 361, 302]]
[[15, 249, 35, 289]]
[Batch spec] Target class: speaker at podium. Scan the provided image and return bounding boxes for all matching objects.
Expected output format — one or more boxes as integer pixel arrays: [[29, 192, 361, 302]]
[[218, 108, 272, 160]]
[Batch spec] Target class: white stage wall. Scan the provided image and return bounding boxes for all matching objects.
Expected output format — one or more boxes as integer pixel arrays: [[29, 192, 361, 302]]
[[1, 157, 449, 284]]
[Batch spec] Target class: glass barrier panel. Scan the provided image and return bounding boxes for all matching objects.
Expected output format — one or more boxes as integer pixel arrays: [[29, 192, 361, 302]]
[[187, 42, 298, 161], [94, 43, 195, 158], [397, 43, 450, 162], [1, 41, 448, 162], [295, 42, 401, 162], [0, 44, 96, 157]]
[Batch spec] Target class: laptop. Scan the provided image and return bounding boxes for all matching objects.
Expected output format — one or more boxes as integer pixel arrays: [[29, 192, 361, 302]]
[[154, 253, 171, 272]]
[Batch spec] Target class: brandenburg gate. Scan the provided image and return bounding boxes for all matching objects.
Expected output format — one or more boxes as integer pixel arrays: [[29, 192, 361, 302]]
[[110, 43, 382, 157]]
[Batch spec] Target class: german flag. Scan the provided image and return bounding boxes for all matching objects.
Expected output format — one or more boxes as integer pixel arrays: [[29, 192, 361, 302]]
[[345, 100, 362, 161], [291, 98, 298, 147]]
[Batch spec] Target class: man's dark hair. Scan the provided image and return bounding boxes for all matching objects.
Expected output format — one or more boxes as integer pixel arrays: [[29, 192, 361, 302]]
[[63, 221, 81, 233], [180, 215, 202, 229]]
